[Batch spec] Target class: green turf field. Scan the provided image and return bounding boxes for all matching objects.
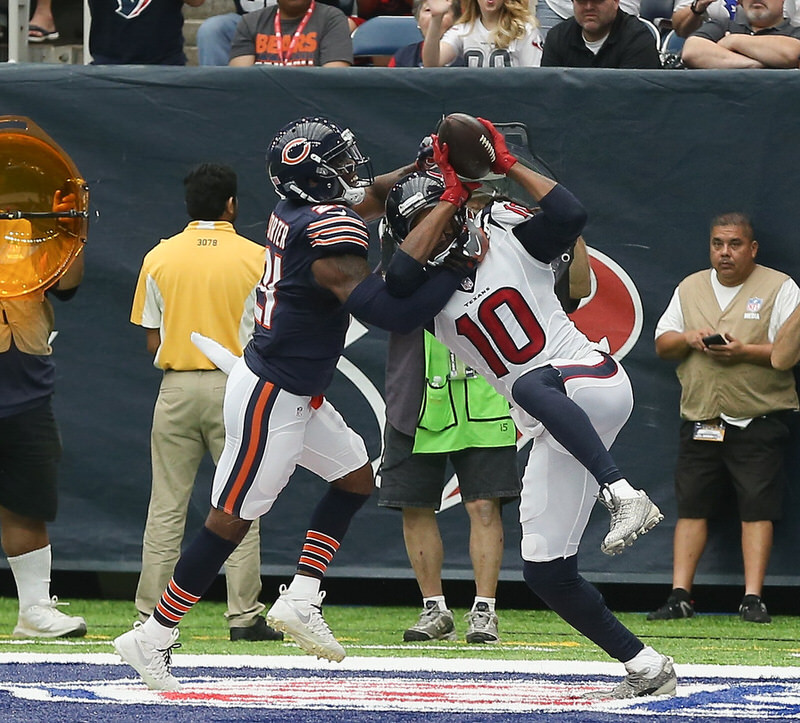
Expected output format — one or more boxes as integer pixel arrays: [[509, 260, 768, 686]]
[[1, 597, 797, 668]]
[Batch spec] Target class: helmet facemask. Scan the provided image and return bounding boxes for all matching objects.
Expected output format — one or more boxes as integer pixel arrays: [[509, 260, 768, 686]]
[[314, 128, 374, 206]]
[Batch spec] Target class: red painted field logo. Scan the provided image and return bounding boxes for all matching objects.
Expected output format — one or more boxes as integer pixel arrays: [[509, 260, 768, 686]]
[[569, 248, 643, 360]]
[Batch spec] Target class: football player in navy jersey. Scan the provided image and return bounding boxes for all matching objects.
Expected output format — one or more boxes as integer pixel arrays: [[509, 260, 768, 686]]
[[381, 119, 676, 699], [114, 117, 478, 691]]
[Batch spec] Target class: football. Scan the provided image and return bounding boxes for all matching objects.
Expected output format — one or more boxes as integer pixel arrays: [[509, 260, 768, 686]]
[[436, 113, 496, 180]]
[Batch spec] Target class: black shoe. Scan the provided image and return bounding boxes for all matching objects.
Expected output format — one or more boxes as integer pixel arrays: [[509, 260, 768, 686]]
[[739, 595, 771, 623], [230, 616, 284, 641], [646, 589, 695, 620]]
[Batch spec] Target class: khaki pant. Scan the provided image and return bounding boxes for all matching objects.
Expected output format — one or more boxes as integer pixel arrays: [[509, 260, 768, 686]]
[[135, 370, 265, 628]]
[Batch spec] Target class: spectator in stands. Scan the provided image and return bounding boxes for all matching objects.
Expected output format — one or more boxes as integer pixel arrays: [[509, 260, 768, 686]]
[[422, 0, 543, 66], [771, 303, 800, 370], [536, 0, 639, 37], [389, 0, 461, 66], [541, 0, 662, 66], [671, 0, 734, 38], [130, 163, 282, 643], [88, 0, 205, 65], [648, 212, 800, 624], [198, 0, 274, 66], [28, 0, 59, 42], [681, 0, 800, 67], [672, 0, 799, 39], [229, 0, 353, 65]]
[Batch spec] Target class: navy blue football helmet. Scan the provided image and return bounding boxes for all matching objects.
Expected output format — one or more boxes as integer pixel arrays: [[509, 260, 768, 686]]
[[267, 117, 374, 206], [384, 171, 468, 266]]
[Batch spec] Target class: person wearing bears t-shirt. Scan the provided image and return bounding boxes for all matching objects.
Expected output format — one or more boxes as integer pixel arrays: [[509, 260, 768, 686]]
[[229, 0, 353, 65]]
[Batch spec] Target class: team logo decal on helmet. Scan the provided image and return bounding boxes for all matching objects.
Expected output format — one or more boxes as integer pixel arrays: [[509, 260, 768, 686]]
[[282, 138, 312, 166], [267, 116, 374, 206]]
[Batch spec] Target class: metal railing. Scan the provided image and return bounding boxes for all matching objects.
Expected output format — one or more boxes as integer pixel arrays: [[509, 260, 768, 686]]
[[7, 0, 30, 62]]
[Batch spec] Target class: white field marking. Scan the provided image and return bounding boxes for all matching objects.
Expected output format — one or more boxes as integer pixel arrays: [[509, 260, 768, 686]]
[[1, 652, 799, 680]]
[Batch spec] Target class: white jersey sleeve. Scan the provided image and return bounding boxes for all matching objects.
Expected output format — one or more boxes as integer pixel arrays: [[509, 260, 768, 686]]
[[654, 286, 684, 339]]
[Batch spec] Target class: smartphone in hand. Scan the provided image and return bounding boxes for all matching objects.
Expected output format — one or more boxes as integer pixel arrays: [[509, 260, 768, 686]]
[[702, 333, 726, 347]]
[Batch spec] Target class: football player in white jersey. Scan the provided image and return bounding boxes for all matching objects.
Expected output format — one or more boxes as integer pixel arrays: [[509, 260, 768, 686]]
[[382, 119, 676, 698]]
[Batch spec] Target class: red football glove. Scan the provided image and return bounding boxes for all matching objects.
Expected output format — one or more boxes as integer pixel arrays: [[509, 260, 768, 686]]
[[477, 117, 517, 175], [432, 135, 479, 208]]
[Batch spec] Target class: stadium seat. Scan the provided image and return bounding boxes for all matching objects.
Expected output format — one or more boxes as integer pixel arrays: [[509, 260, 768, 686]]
[[639, 0, 674, 36], [637, 17, 661, 49], [639, 0, 674, 23], [351, 15, 423, 57], [660, 29, 686, 68]]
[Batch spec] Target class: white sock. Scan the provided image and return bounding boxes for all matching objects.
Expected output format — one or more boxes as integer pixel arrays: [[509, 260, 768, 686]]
[[8, 545, 51, 612], [473, 596, 496, 612], [624, 645, 665, 677], [288, 574, 321, 599], [140, 615, 178, 647], [608, 478, 639, 499], [423, 595, 447, 611]]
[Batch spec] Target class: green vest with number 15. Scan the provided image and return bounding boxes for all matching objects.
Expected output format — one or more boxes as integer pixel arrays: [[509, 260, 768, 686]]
[[413, 332, 516, 454]]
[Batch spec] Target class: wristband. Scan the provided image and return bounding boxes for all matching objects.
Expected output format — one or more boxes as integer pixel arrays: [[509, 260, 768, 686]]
[[690, 1, 703, 15]]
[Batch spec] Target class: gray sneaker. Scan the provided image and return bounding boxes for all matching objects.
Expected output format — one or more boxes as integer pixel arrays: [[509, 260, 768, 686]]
[[465, 602, 499, 644], [598, 486, 663, 555], [586, 655, 677, 699], [403, 601, 457, 641]]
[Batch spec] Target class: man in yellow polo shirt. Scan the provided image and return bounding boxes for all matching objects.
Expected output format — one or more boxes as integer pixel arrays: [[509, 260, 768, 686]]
[[130, 163, 281, 641]]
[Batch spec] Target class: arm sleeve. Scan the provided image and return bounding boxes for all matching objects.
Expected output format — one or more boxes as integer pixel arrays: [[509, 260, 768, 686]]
[[541, 23, 566, 67], [512, 184, 588, 263], [620, 25, 663, 68], [654, 287, 684, 339], [692, 18, 727, 41], [384, 249, 429, 297], [229, 12, 257, 59], [319, 8, 354, 64], [343, 268, 462, 334], [769, 278, 800, 341]]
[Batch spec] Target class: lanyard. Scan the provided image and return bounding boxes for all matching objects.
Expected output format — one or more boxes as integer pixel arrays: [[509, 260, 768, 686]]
[[274, 0, 316, 66]]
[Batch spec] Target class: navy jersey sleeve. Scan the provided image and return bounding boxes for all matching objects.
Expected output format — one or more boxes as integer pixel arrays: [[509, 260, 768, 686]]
[[307, 205, 370, 259], [510, 185, 587, 264]]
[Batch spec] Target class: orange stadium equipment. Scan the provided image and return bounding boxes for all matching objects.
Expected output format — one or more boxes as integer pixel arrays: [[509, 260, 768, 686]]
[[0, 116, 89, 298]]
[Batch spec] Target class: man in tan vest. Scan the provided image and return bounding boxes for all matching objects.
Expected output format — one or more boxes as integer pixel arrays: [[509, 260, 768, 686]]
[[648, 212, 800, 623]]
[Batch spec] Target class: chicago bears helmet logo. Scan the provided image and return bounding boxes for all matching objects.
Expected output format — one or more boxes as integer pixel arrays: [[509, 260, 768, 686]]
[[282, 138, 313, 166], [115, 0, 153, 19]]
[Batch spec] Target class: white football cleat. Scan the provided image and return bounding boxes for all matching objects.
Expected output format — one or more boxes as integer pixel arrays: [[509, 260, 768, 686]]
[[267, 584, 345, 662], [113, 622, 182, 691]]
